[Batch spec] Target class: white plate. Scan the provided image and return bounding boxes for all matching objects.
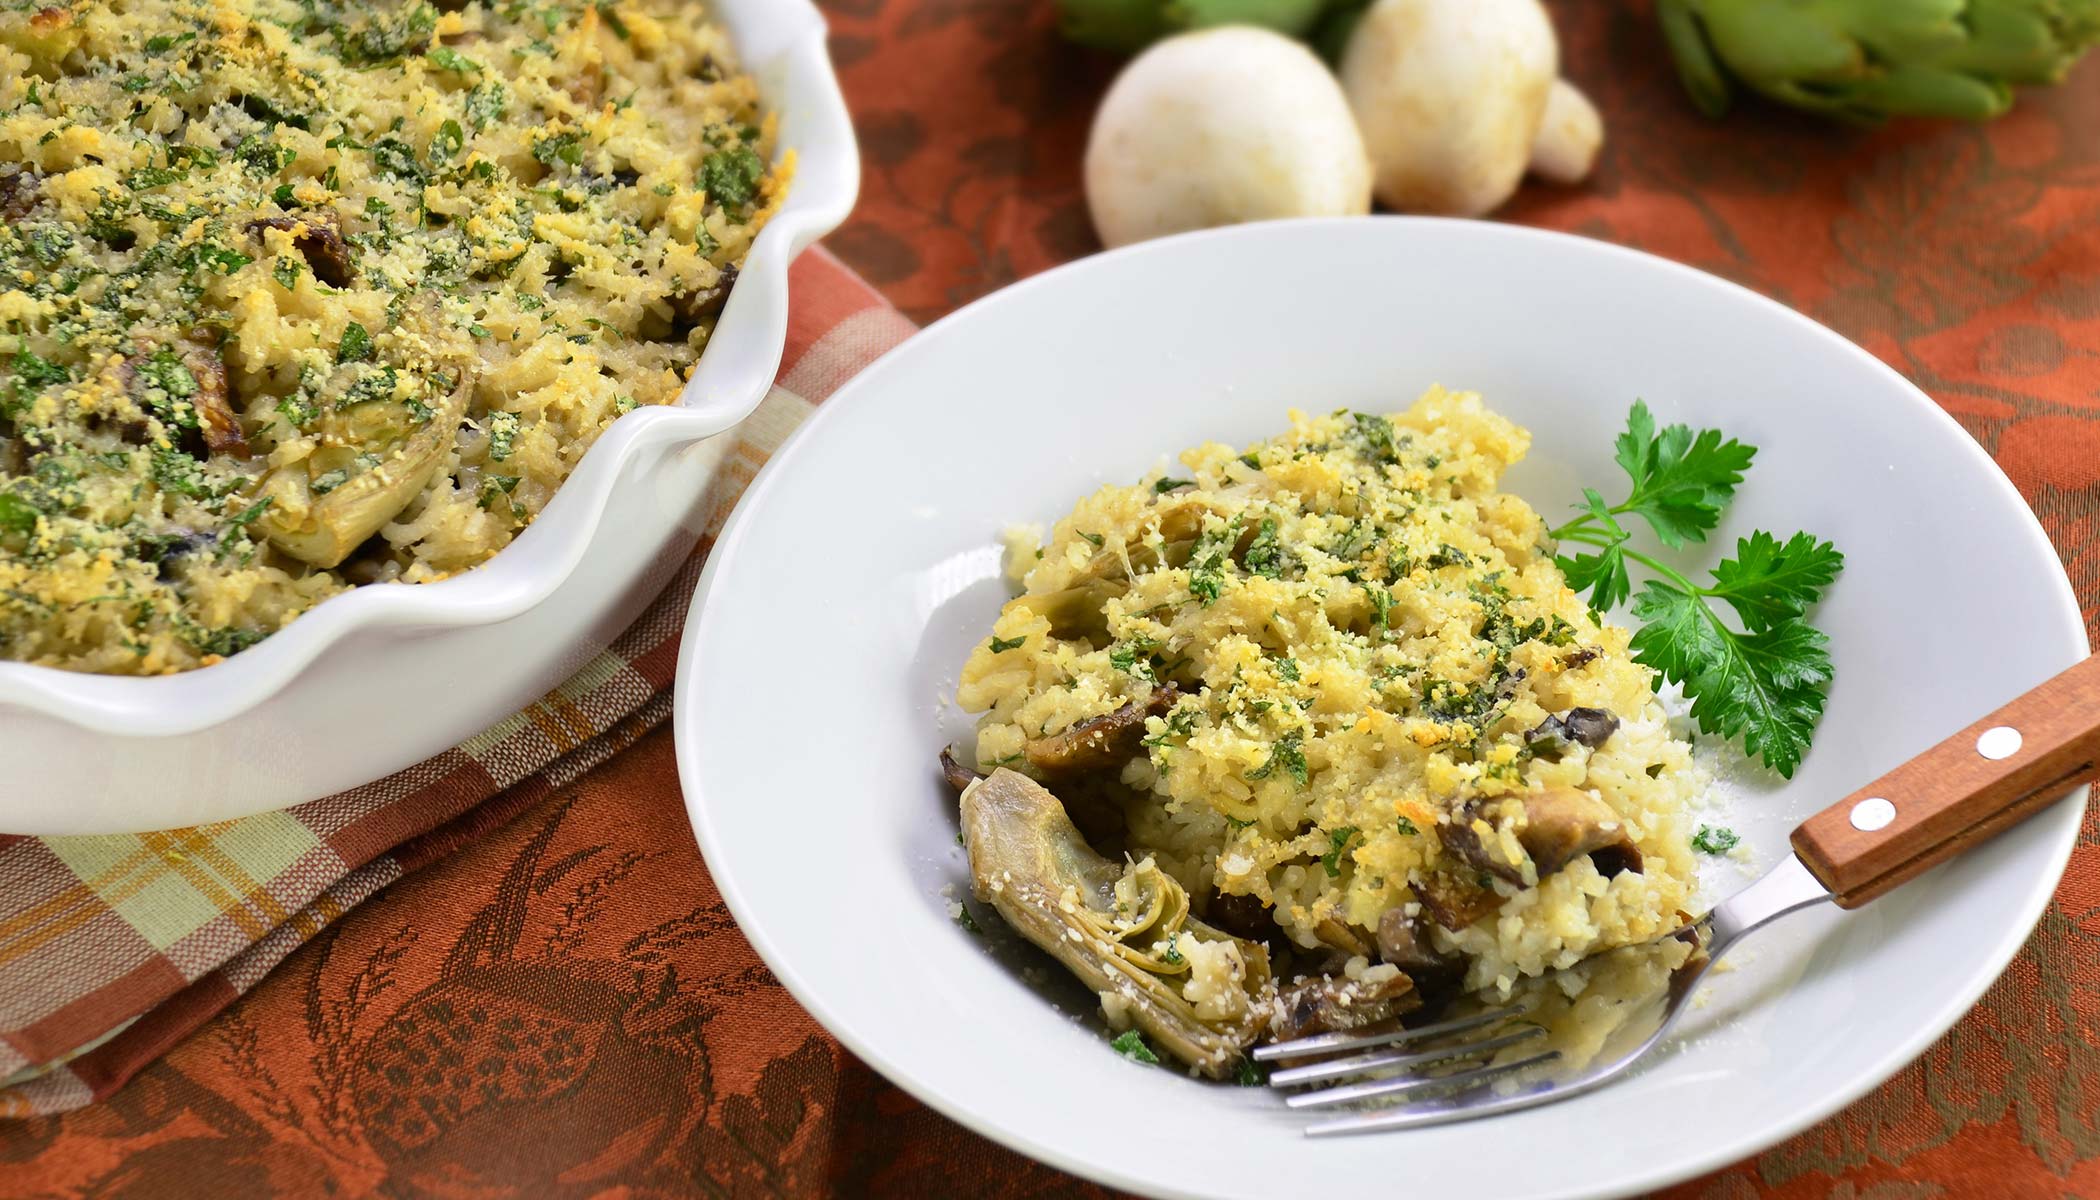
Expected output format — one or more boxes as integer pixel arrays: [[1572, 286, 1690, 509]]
[[674, 219, 2085, 1200]]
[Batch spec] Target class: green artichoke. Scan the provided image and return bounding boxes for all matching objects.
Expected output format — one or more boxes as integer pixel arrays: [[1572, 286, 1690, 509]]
[[1658, 0, 2100, 121]]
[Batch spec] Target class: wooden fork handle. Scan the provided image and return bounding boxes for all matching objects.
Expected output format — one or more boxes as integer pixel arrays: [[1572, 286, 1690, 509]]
[[1791, 654, 2100, 909]]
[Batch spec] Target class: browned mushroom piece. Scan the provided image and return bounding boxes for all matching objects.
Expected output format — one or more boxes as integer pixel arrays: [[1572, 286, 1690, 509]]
[[1376, 907, 1465, 999], [1437, 798, 1525, 885], [1413, 870, 1504, 931], [1518, 786, 1642, 878], [672, 263, 738, 328], [179, 337, 247, 458], [1022, 684, 1182, 774], [0, 165, 40, 221], [937, 747, 983, 792], [1266, 968, 1419, 1043], [246, 213, 355, 287], [1527, 706, 1619, 754], [1204, 890, 1274, 943], [1442, 787, 1643, 887]]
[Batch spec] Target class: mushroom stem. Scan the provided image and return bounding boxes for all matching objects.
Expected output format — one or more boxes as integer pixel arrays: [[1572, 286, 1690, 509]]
[[1529, 78, 1603, 185]]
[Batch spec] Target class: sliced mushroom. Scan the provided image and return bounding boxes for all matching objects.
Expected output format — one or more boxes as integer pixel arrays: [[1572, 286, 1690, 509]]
[[1412, 870, 1504, 931], [1204, 890, 1274, 943], [671, 263, 737, 329], [1527, 707, 1619, 755], [1266, 967, 1418, 1043], [1023, 684, 1182, 774], [961, 769, 1271, 1077], [121, 338, 247, 459], [0, 165, 40, 221], [180, 337, 246, 458], [246, 213, 355, 286], [260, 372, 473, 567], [1441, 787, 1643, 886], [1517, 786, 1642, 879], [1376, 907, 1464, 1000], [938, 747, 983, 792]]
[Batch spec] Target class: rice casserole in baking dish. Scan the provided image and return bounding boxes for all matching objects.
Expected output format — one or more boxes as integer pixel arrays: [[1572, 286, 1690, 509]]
[[0, 0, 786, 674]]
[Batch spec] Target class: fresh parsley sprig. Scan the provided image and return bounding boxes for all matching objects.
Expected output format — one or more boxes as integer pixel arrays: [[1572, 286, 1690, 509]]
[[1551, 402, 1842, 779]]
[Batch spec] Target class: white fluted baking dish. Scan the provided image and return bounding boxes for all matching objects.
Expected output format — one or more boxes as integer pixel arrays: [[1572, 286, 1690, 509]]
[[0, 0, 859, 833]]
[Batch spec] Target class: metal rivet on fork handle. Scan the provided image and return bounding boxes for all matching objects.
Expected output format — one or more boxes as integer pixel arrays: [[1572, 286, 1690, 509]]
[[1849, 797, 1896, 832], [1976, 725, 2023, 760]]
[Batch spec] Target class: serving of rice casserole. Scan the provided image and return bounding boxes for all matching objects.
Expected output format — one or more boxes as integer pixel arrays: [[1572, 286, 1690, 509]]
[[950, 389, 1702, 1077], [0, 0, 786, 674]]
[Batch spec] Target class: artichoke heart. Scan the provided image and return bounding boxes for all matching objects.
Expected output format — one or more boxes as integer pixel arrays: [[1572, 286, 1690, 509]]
[[961, 768, 1271, 1077], [260, 373, 474, 568]]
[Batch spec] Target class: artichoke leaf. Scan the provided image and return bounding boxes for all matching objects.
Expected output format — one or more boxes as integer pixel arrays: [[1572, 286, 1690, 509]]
[[262, 374, 473, 567], [961, 769, 1270, 1076]]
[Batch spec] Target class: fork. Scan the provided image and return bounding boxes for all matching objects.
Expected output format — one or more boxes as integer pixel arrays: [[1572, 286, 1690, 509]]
[[1256, 652, 2100, 1136]]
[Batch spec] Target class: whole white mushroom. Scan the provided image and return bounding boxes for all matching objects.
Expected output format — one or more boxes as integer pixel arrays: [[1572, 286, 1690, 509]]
[[1084, 26, 1372, 250], [1338, 0, 1560, 217]]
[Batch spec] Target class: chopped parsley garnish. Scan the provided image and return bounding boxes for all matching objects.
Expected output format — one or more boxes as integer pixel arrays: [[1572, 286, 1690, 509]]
[[1154, 477, 1194, 493], [532, 130, 586, 168], [1320, 826, 1359, 877], [1108, 642, 1158, 682], [1349, 411, 1401, 463], [0, 493, 42, 534], [428, 46, 482, 73], [1366, 583, 1394, 630], [699, 144, 765, 210], [1247, 732, 1308, 787], [337, 322, 373, 363], [1077, 530, 1104, 547], [988, 634, 1027, 653], [1276, 657, 1300, 682], [1239, 450, 1262, 470], [1159, 941, 1185, 965], [1186, 518, 1240, 606], [1424, 543, 1472, 570], [1553, 401, 1842, 778], [1396, 816, 1419, 836], [1235, 1057, 1266, 1086], [1244, 516, 1284, 579], [953, 903, 982, 934], [1692, 825, 1741, 855], [1109, 1029, 1159, 1065]]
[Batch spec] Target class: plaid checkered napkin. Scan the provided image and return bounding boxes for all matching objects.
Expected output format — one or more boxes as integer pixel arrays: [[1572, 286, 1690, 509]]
[[0, 247, 917, 1117]]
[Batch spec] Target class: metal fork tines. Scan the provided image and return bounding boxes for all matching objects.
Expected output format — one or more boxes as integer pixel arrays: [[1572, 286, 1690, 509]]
[[1257, 1002, 1560, 1115]]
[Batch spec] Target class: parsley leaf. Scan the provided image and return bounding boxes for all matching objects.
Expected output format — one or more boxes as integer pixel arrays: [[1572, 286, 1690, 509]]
[[1610, 399, 1756, 548], [1154, 477, 1194, 493], [1624, 569, 1834, 780], [1551, 403, 1841, 778], [1109, 1029, 1159, 1065], [1320, 826, 1358, 877], [337, 322, 373, 363], [988, 634, 1026, 653], [1395, 816, 1419, 836], [1247, 732, 1308, 787], [1705, 530, 1844, 632], [1692, 825, 1740, 855]]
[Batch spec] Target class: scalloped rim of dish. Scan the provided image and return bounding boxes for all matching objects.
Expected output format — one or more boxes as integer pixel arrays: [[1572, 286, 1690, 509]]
[[0, 2, 859, 737]]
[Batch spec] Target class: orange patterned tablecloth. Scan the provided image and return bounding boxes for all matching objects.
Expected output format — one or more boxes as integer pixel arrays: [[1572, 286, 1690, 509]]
[[8, 1, 2100, 1196]]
